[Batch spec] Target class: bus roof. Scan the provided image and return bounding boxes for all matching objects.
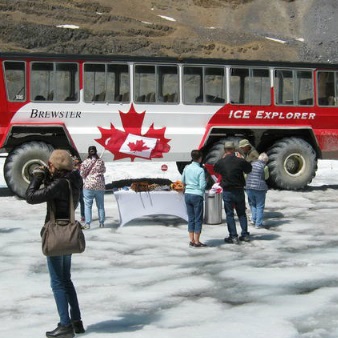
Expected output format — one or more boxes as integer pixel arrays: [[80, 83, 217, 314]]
[[0, 51, 337, 69]]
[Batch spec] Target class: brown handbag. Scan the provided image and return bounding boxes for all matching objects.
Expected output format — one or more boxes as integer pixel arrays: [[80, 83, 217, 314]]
[[41, 180, 86, 256]]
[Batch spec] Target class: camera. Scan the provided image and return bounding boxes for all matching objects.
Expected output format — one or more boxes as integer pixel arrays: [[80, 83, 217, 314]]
[[32, 165, 51, 183]]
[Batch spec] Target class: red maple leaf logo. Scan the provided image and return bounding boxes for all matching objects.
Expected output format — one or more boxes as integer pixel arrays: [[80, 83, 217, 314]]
[[95, 104, 171, 161], [128, 140, 150, 152]]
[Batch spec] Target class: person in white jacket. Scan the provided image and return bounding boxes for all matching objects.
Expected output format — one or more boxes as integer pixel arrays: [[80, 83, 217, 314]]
[[80, 146, 106, 229]]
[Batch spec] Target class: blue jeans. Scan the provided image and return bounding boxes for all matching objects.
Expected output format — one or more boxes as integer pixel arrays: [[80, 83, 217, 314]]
[[47, 255, 81, 326], [185, 193, 204, 233], [246, 189, 266, 226], [222, 189, 249, 238], [83, 189, 105, 224]]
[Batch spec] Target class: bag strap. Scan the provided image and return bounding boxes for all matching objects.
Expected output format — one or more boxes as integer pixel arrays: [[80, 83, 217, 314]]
[[66, 179, 76, 223], [48, 179, 75, 223], [48, 201, 56, 223], [82, 159, 97, 179]]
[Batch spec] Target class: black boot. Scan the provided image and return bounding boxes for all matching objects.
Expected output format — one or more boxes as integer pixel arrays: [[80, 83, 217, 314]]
[[46, 324, 74, 338], [72, 320, 85, 334]]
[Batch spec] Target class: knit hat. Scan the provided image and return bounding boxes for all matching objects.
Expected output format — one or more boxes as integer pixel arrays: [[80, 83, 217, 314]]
[[224, 141, 235, 149], [239, 139, 250, 148], [49, 150, 74, 171]]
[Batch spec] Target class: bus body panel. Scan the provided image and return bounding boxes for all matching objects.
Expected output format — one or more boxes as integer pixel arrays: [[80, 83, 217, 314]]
[[7, 99, 338, 160], [6, 99, 215, 162]]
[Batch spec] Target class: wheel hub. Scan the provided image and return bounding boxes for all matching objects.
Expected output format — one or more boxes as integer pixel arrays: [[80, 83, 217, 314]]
[[22, 159, 46, 184], [284, 153, 305, 176]]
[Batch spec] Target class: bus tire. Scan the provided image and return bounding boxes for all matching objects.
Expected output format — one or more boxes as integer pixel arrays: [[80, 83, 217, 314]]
[[204, 137, 241, 164], [267, 137, 317, 190], [4, 141, 54, 199]]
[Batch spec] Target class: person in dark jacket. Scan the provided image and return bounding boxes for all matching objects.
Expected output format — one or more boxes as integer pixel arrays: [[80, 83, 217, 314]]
[[73, 156, 85, 222], [26, 149, 85, 338], [214, 141, 252, 244]]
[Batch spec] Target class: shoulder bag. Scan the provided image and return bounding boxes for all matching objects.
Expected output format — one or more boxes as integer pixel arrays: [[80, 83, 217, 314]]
[[41, 180, 86, 256]]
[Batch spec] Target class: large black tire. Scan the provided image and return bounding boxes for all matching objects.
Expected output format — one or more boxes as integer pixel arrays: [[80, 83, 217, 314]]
[[4, 141, 54, 199], [203, 137, 241, 189], [204, 137, 241, 164], [267, 137, 317, 190]]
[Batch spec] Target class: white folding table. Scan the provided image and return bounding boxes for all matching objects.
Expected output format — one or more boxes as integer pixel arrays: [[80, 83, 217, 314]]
[[113, 190, 188, 227]]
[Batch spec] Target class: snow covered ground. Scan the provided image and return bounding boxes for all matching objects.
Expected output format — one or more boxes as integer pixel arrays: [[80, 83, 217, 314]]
[[1, 159, 338, 338]]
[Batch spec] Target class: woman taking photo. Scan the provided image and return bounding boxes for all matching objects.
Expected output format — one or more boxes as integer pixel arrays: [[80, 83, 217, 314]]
[[26, 149, 85, 338]]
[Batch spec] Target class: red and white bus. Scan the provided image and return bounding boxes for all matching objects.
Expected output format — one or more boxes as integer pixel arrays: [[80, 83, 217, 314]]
[[1, 52, 338, 198]]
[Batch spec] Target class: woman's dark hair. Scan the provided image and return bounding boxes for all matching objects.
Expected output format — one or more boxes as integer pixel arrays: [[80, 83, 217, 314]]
[[191, 149, 202, 161], [87, 145, 99, 159], [88, 146, 97, 153]]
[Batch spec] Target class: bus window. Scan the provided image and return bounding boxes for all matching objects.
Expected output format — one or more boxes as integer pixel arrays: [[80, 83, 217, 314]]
[[183, 66, 202, 104], [134, 65, 156, 103], [274, 69, 292, 105], [31, 62, 54, 101], [230, 68, 243, 103], [250, 69, 270, 105], [31, 62, 78, 102], [183, 66, 225, 104], [297, 70, 313, 105], [274, 69, 313, 106], [317, 71, 337, 106], [84, 63, 106, 102], [84, 63, 129, 103], [106, 64, 130, 103], [4, 61, 25, 101], [158, 65, 179, 103], [230, 67, 270, 105], [205, 67, 225, 104], [55, 63, 79, 102]]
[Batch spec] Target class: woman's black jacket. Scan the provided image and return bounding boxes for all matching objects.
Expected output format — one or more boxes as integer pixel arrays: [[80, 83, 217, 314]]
[[26, 170, 83, 222]]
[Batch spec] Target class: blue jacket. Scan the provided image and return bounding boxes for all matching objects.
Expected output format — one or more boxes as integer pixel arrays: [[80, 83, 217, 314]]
[[182, 161, 207, 197]]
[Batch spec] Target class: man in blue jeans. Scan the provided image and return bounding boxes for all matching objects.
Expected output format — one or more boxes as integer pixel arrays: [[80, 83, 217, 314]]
[[182, 150, 207, 247], [214, 141, 252, 244]]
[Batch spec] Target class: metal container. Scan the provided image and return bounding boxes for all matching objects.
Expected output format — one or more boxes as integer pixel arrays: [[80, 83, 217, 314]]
[[204, 191, 222, 224]]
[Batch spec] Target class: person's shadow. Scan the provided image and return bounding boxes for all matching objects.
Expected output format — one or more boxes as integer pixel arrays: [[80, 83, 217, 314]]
[[86, 313, 161, 334]]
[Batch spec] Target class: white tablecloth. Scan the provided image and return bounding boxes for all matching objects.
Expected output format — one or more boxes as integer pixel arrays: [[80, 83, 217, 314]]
[[114, 190, 188, 226]]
